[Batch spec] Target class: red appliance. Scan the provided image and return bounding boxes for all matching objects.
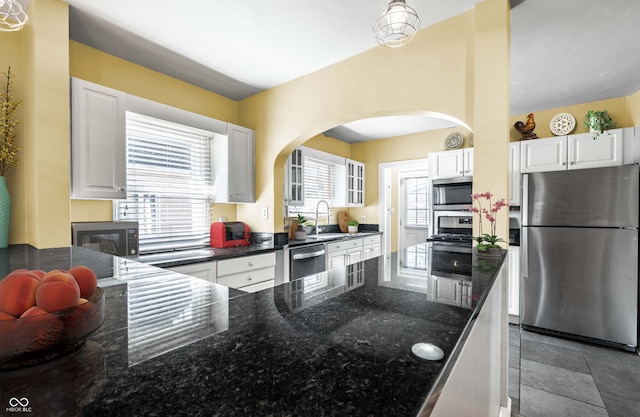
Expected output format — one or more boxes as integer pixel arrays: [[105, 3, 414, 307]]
[[210, 221, 251, 248]]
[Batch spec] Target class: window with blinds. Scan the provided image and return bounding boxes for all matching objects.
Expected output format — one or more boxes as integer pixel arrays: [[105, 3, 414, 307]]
[[404, 176, 429, 227], [291, 156, 335, 215], [115, 112, 214, 253]]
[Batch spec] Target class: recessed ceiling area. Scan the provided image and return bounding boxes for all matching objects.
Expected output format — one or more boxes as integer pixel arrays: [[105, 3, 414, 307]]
[[64, 0, 640, 142]]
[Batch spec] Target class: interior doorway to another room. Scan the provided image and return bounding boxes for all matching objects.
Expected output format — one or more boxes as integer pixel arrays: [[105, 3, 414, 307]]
[[378, 159, 430, 257]]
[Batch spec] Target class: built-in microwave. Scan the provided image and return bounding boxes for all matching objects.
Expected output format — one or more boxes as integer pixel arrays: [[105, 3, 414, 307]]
[[432, 177, 473, 211], [71, 221, 139, 258]]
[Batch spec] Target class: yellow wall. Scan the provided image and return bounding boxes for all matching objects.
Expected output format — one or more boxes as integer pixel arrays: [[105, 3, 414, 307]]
[[510, 97, 632, 140], [22, 0, 71, 248], [68, 41, 241, 225], [0, 29, 25, 244], [626, 90, 640, 126], [351, 127, 471, 225], [237, 2, 511, 236]]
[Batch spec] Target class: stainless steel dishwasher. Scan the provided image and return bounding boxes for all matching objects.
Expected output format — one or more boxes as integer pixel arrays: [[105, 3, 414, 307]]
[[290, 243, 326, 280]]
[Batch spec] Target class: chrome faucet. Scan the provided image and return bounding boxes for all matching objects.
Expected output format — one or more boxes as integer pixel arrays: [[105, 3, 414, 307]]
[[315, 200, 331, 235]]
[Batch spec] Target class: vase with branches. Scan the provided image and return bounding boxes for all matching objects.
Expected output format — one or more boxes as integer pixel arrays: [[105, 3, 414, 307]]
[[0, 66, 21, 247], [1, 67, 21, 176]]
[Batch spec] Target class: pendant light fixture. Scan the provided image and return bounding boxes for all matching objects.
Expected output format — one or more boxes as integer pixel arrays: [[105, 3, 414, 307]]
[[0, 0, 28, 32], [373, 0, 421, 48]]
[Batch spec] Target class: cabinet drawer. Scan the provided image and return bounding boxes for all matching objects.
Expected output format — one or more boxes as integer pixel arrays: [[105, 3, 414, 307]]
[[240, 279, 275, 293], [362, 235, 380, 246], [327, 238, 362, 252], [217, 252, 275, 277], [217, 266, 275, 289]]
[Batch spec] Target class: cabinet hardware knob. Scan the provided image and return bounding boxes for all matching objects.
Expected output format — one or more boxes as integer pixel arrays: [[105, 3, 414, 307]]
[[561, 162, 567, 165], [570, 161, 575, 165], [247, 276, 252, 280], [248, 262, 253, 267], [119, 187, 126, 192]]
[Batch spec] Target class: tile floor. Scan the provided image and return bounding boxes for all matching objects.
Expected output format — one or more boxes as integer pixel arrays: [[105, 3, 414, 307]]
[[509, 325, 640, 417]]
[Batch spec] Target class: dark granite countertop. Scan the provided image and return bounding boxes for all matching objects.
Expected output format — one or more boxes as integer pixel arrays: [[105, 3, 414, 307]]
[[0, 243, 505, 417], [136, 231, 383, 268]]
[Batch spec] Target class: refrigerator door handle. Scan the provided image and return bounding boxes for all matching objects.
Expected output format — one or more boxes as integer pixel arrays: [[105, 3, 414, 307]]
[[520, 227, 528, 280], [522, 174, 529, 226]]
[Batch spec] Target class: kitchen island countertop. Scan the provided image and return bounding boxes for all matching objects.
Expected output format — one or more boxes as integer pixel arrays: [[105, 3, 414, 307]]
[[0, 244, 506, 417]]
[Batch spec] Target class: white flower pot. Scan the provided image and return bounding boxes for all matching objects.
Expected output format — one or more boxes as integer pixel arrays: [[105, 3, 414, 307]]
[[348, 225, 358, 233]]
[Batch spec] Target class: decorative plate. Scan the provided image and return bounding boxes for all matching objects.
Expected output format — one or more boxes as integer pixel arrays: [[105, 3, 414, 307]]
[[445, 132, 464, 150], [468, 133, 474, 146], [549, 113, 576, 135]]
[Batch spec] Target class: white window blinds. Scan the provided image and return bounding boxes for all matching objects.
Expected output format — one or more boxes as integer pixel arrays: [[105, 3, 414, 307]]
[[404, 176, 429, 227], [115, 112, 214, 253], [302, 156, 334, 210]]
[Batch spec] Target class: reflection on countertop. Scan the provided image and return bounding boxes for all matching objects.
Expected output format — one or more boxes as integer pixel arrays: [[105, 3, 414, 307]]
[[0, 243, 506, 417]]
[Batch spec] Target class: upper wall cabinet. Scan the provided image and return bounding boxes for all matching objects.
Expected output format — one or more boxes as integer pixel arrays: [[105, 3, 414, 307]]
[[212, 124, 256, 203], [284, 148, 304, 207], [430, 148, 473, 180], [521, 129, 624, 173], [70, 78, 127, 199], [346, 159, 365, 207]]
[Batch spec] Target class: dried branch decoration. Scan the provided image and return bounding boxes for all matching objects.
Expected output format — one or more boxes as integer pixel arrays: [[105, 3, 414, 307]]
[[0, 66, 21, 176]]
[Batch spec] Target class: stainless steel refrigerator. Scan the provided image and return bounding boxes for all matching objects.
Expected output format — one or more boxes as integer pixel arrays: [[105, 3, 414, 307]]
[[521, 164, 639, 351]]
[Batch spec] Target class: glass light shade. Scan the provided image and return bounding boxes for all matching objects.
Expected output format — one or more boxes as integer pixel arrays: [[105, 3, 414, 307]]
[[0, 0, 28, 32], [373, 0, 420, 48]]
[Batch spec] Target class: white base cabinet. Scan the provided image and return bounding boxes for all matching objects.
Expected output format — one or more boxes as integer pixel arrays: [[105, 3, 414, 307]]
[[216, 252, 276, 292], [166, 261, 216, 283], [432, 276, 473, 309], [362, 235, 382, 260], [327, 238, 364, 270]]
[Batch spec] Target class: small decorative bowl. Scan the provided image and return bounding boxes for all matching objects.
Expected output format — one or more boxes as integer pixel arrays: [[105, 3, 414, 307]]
[[0, 287, 105, 370]]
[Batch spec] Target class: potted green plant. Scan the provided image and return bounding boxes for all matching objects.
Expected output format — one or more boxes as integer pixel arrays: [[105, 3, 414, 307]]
[[585, 110, 615, 139], [294, 214, 309, 240], [347, 219, 359, 234]]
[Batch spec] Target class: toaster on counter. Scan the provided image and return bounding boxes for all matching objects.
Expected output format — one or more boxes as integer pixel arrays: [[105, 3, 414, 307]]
[[210, 222, 251, 248]]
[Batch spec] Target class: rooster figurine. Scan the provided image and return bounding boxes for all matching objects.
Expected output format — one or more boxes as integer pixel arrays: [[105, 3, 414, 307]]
[[514, 113, 538, 140]]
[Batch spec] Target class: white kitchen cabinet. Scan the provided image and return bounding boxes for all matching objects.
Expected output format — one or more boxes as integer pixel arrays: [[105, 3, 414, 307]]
[[521, 129, 623, 173], [326, 238, 364, 271], [284, 148, 305, 206], [568, 129, 623, 170], [212, 123, 256, 203], [508, 246, 520, 322], [362, 235, 381, 260], [509, 142, 521, 206], [430, 148, 473, 179], [166, 261, 216, 283], [433, 276, 472, 308], [216, 252, 275, 292], [345, 262, 365, 292], [346, 159, 365, 207], [70, 77, 127, 199]]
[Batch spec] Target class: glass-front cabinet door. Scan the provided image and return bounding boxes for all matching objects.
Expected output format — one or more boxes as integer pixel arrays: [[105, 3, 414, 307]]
[[286, 148, 304, 206], [346, 159, 364, 207]]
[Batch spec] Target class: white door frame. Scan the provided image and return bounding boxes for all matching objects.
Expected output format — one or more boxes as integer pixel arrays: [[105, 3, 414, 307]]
[[378, 158, 429, 258]]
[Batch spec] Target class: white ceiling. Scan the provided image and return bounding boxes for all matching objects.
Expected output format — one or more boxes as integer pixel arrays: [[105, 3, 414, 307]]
[[64, 0, 640, 142]]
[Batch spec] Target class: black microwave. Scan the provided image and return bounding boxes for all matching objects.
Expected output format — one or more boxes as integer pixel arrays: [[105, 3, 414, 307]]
[[432, 177, 473, 211], [72, 221, 139, 258]]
